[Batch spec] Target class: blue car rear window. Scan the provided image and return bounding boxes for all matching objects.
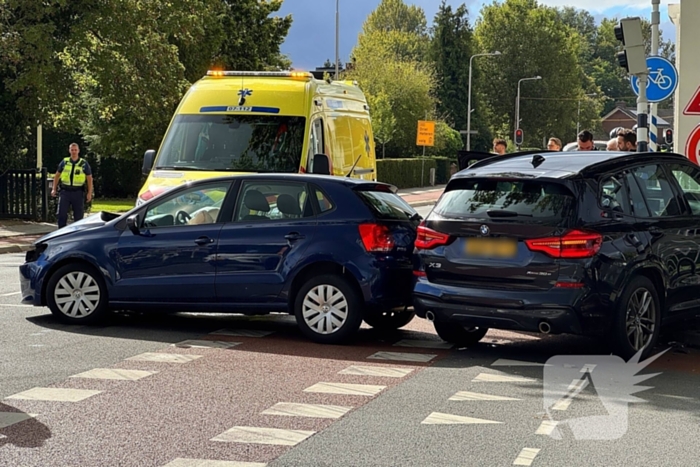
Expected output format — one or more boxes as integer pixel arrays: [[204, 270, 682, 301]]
[[356, 191, 416, 221]]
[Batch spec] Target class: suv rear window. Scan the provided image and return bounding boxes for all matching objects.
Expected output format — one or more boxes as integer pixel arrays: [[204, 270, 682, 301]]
[[435, 179, 575, 221], [356, 190, 417, 220]]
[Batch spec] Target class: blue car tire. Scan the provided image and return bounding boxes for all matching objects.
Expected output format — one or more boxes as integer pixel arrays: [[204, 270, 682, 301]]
[[294, 274, 363, 344], [46, 263, 109, 325]]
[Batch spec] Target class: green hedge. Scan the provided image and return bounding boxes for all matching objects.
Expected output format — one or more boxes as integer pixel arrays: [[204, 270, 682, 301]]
[[376, 158, 437, 189]]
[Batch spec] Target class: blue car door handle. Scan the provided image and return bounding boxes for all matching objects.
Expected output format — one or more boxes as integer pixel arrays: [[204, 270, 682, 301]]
[[194, 236, 214, 246], [284, 232, 305, 241]]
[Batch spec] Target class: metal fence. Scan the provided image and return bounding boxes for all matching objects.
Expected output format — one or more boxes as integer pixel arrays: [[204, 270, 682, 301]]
[[0, 168, 49, 221]]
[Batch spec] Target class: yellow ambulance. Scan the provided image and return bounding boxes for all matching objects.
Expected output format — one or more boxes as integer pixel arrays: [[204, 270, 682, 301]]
[[137, 70, 377, 205]]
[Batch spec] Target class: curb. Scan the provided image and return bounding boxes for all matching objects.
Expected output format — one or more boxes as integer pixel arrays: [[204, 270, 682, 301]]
[[0, 244, 33, 255], [408, 200, 438, 208]]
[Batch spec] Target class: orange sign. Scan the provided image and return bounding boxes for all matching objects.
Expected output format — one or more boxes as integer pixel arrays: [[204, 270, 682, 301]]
[[416, 120, 435, 146]]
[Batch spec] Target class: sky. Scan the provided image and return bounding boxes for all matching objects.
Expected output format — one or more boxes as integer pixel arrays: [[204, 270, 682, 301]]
[[277, 0, 678, 70]]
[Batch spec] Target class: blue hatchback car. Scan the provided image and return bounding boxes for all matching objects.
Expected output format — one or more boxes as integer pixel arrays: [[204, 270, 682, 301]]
[[20, 174, 420, 344]]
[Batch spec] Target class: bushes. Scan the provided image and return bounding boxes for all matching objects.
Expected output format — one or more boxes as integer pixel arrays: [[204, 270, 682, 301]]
[[376, 157, 458, 188]]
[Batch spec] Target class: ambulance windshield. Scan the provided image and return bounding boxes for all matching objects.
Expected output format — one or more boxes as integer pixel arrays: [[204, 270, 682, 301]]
[[155, 114, 306, 173]]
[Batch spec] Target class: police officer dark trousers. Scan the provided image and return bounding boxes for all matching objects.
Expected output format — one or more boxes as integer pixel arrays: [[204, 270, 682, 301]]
[[51, 143, 94, 229]]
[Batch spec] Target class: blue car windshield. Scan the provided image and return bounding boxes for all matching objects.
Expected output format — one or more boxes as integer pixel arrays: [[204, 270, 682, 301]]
[[155, 114, 306, 173]]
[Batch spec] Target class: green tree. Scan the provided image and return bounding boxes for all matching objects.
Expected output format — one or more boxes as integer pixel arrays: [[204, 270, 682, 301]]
[[368, 92, 397, 158], [475, 0, 592, 147], [360, 0, 430, 62]]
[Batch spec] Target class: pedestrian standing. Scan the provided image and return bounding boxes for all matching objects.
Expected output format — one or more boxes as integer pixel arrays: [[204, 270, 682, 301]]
[[616, 129, 637, 152], [492, 138, 507, 155], [547, 137, 562, 151], [51, 143, 94, 229]]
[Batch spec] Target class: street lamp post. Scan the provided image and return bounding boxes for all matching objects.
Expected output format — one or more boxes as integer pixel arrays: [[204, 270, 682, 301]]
[[577, 93, 598, 136], [466, 51, 501, 150], [515, 76, 542, 143], [335, 0, 339, 80]]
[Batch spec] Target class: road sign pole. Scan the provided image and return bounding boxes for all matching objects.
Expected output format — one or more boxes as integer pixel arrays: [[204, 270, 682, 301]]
[[637, 73, 650, 152], [650, 0, 660, 151]]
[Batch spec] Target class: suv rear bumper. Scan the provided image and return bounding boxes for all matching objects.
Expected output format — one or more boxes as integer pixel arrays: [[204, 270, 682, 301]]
[[413, 279, 593, 335]]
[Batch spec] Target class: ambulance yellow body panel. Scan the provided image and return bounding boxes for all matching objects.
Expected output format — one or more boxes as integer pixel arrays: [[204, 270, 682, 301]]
[[137, 71, 377, 204]]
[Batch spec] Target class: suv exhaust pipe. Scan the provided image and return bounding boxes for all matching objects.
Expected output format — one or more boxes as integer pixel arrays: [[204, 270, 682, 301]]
[[426, 311, 435, 322], [538, 321, 551, 334]]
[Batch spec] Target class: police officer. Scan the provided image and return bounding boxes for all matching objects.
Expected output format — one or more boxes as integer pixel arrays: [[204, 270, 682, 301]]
[[51, 143, 93, 228]]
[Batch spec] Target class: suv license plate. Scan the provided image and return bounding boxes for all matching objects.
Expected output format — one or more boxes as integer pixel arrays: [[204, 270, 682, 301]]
[[465, 238, 517, 258]]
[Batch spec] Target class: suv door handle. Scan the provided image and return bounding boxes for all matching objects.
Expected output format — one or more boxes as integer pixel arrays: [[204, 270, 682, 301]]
[[194, 236, 214, 246], [284, 232, 305, 241]]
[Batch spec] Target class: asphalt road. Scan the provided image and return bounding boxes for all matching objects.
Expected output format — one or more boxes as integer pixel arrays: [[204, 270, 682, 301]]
[[2, 209, 700, 467]]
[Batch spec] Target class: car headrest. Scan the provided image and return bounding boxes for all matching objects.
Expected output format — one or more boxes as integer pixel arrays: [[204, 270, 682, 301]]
[[277, 194, 301, 216], [243, 190, 270, 212]]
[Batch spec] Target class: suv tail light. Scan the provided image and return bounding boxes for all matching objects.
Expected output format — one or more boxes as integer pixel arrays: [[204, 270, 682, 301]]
[[359, 223, 394, 252], [415, 223, 451, 249], [525, 230, 602, 258]]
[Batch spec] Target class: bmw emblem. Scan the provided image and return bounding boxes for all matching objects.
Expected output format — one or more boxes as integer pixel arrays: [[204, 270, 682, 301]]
[[480, 225, 490, 236]]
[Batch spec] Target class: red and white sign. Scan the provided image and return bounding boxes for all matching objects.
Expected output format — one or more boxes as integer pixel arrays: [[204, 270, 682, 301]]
[[684, 86, 700, 115], [685, 124, 700, 165]]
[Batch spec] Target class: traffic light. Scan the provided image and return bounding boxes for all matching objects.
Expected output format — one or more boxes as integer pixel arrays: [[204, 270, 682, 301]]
[[665, 129, 673, 145], [514, 128, 523, 146], [614, 17, 647, 75]]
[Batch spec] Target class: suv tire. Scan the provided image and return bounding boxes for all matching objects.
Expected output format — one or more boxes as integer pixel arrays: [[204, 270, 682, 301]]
[[611, 275, 661, 360], [434, 322, 488, 346], [364, 307, 416, 331], [294, 275, 363, 344]]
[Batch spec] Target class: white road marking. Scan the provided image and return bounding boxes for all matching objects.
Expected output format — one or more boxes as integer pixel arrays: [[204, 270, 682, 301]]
[[69, 368, 158, 381], [209, 329, 273, 338], [6, 387, 101, 402], [0, 412, 36, 428], [173, 340, 241, 349], [366, 351, 437, 363], [338, 365, 414, 378], [580, 364, 596, 373], [449, 391, 521, 402], [513, 448, 541, 466], [126, 352, 203, 364], [492, 359, 549, 367], [421, 412, 502, 425], [0, 291, 20, 297], [211, 426, 315, 446], [162, 459, 267, 467], [472, 373, 537, 383], [261, 402, 352, 419], [0, 303, 33, 308], [536, 420, 559, 436], [552, 377, 589, 411], [393, 339, 453, 349], [303, 382, 386, 396]]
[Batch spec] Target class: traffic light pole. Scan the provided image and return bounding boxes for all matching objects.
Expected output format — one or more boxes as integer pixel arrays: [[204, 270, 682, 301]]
[[636, 72, 650, 152], [650, 0, 660, 152]]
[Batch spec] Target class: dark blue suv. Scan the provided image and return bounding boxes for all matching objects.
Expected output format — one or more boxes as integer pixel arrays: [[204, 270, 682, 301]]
[[20, 174, 419, 344]]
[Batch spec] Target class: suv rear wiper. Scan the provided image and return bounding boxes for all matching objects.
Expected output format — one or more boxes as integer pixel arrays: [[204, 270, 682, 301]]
[[486, 209, 532, 217]]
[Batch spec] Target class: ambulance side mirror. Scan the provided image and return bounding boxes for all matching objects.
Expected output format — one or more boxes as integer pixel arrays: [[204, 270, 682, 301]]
[[142, 150, 156, 175], [312, 154, 331, 175]]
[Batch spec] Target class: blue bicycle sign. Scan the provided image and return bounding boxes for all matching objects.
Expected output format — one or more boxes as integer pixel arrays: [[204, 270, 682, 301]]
[[630, 56, 678, 103]]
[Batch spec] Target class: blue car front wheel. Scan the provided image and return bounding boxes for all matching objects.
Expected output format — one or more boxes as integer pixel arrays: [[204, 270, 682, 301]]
[[46, 263, 109, 324]]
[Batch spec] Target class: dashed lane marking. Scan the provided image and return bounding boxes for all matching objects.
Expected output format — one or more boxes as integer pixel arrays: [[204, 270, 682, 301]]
[[173, 340, 241, 349], [535, 420, 559, 436], [0, 412, 36, 428], [0, 291, 20, 297], [513, 448, 541, 466], [261, 402, 352, 419], [366, 351, 437, 363], [211, 426, 315, 446], [6, 387, 101, 402], [492, 359, 549, 367], [303, 382, 386, 396], [69, 368, 158, 381], [393, 339, 453, 350], [126, 353, 203, 364], [162, 459, 267, 467], [472, 373, 537, 383], [421, 412, 502, 425], [209, 329, 274, 338], [338, 365, 414, 378], [449, 391, 521, 401]]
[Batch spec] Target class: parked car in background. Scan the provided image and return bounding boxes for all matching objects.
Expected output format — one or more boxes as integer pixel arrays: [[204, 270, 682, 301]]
[[20, 174, 419, 344], [413, 150, 700, 359], [563, 141, 609, 151]]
